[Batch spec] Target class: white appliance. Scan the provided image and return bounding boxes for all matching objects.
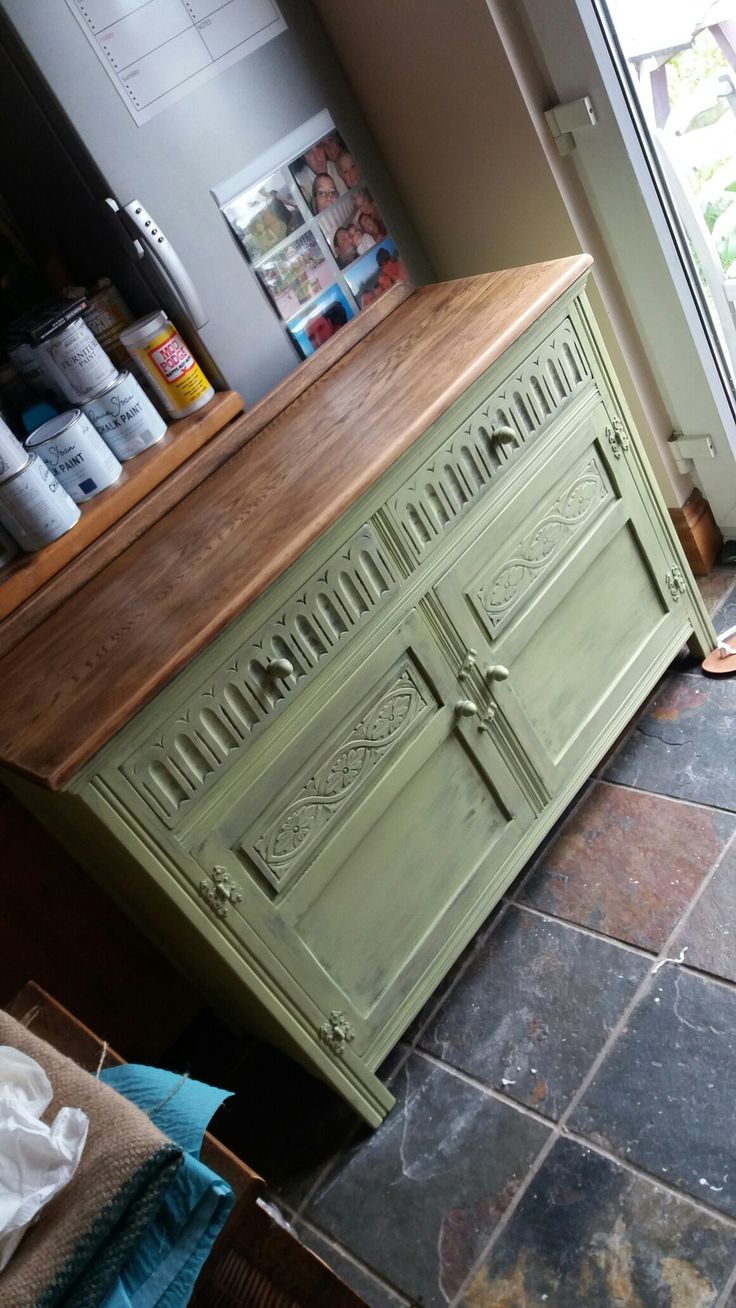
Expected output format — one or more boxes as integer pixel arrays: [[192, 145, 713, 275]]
[[0, 0, 429, 405]]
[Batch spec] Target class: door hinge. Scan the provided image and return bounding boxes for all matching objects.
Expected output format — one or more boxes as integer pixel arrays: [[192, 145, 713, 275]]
[[669, 432, 716, 474], [544, 96, 598, 156]]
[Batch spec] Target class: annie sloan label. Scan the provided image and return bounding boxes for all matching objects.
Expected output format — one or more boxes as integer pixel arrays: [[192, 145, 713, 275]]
[[83, 370, 167, 461], [40, 317, 116, 402], [26, 409, 121, 503]]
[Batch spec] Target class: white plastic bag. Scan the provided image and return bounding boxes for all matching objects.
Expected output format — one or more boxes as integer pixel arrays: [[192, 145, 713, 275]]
[[0, 1045, 88, 1271]]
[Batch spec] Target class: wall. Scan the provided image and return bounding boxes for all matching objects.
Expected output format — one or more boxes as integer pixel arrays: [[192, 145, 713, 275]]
[[312, 0, 693, 509]]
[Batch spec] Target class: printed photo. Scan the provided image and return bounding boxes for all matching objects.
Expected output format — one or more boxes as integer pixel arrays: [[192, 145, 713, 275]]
[[344, 237, 409, 310], [289, 128, 363, 215], [318, 189, 389, 268], [223, 168, 305, 261], [256, 230, 334, 321], [288, 284, 355, 357]]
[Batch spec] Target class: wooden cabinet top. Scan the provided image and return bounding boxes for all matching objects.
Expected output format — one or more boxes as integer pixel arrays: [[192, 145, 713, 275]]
[[0, 255, 591, 790]]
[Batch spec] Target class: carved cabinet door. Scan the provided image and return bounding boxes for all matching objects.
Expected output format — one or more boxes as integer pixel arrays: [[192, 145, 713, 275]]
[[185, 605, 535, 1062], [435, 400, 684, 800]]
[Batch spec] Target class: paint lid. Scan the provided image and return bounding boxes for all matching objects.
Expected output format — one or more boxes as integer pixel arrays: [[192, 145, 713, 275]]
[[119, 311, 169, 349], [25, 410, 82, 447], [29, 299, 88, 344]]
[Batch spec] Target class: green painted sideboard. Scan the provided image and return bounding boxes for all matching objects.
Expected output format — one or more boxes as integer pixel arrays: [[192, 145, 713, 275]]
[[1, 261, 714, 1125]]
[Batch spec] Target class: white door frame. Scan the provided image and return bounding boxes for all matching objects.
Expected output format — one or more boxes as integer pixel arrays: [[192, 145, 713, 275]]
[[519, 0, 736, 534]]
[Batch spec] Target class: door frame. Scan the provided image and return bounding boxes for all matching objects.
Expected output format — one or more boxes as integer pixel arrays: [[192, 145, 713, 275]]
[[517, 0, 736, 535]]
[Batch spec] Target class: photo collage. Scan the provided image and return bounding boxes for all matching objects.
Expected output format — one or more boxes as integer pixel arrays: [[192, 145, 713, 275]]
[[221, 125, 408, 357]]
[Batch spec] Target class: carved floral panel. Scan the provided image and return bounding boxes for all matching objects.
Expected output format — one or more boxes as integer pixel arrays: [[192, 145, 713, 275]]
[[239, 663, 433, 892], [121, 525, 399, 825], [478, 455, 612, 634]]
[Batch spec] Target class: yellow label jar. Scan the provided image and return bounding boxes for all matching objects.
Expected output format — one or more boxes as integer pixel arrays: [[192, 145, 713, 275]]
[[119, 311, 214, 419]]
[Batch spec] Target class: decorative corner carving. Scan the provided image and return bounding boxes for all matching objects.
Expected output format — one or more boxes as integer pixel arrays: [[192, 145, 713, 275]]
[[666, 566, 687, 602], [319, 1011, 355, 1057], [199, 865, 242, 919]]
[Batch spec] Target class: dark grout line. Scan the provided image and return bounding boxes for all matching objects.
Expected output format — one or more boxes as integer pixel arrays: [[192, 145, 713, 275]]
[[296, 1212, 416, 1305], [600, 775, 736, 820], [501, 899, 657, 958]]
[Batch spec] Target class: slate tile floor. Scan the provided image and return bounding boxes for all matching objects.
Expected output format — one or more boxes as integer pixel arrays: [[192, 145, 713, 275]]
[[206, 566, 736, 1307]]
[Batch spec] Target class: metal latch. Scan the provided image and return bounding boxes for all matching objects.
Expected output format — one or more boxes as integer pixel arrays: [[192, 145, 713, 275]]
[[545, 96, 598, 156], [669, 432, 716, 474]]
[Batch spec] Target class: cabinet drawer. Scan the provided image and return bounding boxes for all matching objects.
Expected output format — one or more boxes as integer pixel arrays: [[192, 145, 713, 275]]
[[112, 523, 400, 830], [384, 314, 593, 565], [185, 607, 534, 1059], [435, 402, 684, 797]]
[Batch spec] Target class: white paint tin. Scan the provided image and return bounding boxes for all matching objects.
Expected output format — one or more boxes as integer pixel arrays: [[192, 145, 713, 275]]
[[26, 410, 122, 502], [0, 414, 30, 480], [0, 455, 80, 552], [83, 369, 167, 460], [35, 314, 117, 404]]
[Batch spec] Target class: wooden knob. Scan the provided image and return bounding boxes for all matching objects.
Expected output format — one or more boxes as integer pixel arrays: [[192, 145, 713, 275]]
[[267, 657, 294, 678], [490, 425, 517, 443], [455, 699, 479, 718], [486, 664, 510, 682]]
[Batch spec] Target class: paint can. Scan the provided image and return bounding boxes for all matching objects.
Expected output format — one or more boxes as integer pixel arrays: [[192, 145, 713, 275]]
[[119, 311, 214, 419], [32, 301, 118, 404], [25, 409, 122, 502], [0, 522, 19, 568], [83, 369, 167, 460], [0, 414, 31, 480], [81, 279, 133, 370], [0, 455, 80, 552]]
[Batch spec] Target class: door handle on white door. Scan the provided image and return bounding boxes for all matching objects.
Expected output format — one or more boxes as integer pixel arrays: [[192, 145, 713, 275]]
[[120, 199, 209, 329]]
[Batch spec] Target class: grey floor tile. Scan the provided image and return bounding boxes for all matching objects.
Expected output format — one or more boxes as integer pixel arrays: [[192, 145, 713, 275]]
[[519, 781, 735, 951], [571, 966, 736, 1216], [674, 840, 736, 984], [604, 673, 736, 809], [418, 906, 648, 1120], [295, 1222, 408, 1307], [306, 1052, 550, 1308], [460, 1137, 736, 1306]]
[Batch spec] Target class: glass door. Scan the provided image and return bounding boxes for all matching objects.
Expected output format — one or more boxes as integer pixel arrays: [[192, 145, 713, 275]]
[[519, 0, 736, 534]]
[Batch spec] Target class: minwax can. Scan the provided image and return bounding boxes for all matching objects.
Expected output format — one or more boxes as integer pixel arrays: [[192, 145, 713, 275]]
[[119, 311, 214, 419]]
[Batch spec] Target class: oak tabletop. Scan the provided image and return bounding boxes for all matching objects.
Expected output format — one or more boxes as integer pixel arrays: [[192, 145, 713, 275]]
[[0, 255, 592, 789]]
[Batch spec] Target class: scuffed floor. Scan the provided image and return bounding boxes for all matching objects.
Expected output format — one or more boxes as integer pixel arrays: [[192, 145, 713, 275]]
[[207, 565, 736, 1308]]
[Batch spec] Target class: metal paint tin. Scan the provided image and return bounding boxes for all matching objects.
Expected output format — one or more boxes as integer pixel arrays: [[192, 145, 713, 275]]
[[0, 414, 30, 480], [33, 307, 117, 404], [82, 369, 167, 460], [0, 522, 19, 568], [82, 280, 133, 370], [119, 311, 214, 419], [0, 455, 80, 552], [26, 409, 122, 502]]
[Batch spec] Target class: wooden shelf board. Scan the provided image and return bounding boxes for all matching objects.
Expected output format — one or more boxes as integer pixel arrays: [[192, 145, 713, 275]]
[[0, 389, 244, 621]]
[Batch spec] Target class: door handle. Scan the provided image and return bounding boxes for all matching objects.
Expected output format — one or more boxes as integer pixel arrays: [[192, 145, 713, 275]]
[[117, 198, 209, 329]]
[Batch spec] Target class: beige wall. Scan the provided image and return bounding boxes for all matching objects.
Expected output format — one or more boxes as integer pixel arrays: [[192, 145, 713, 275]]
[[313, 0, 692, 507]]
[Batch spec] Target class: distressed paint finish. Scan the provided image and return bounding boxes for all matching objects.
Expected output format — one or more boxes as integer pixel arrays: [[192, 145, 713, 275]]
[[519, 781, 736, 951], [462, 1138, 736, 1306], [0, 267, 718, 1126]]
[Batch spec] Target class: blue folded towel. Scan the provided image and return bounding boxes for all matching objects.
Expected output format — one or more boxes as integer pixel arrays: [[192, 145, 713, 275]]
[[98, 1066, 234, 1308]]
